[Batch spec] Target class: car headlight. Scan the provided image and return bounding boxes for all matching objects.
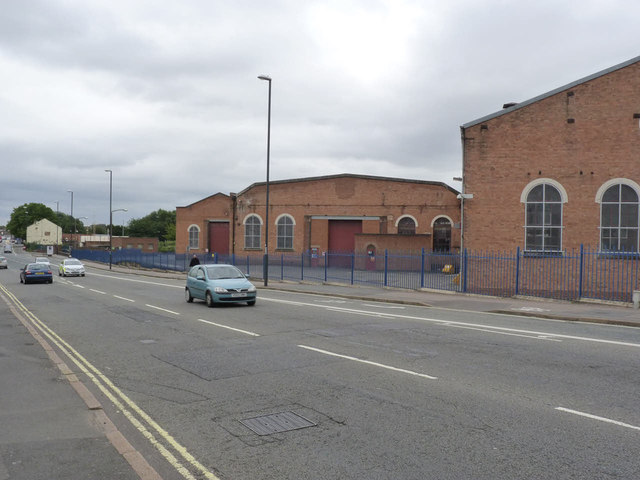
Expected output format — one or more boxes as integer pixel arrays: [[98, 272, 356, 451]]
[[214, 286, 228, 293], [248, 285, 256, 292]]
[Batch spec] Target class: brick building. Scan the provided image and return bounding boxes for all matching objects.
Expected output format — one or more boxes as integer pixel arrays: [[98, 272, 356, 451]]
[[176, 174, 460, 257], [461, 55, 640, 254]]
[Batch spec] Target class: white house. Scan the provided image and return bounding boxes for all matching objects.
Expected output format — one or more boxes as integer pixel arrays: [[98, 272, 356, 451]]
[[26, 219, 62, 245]]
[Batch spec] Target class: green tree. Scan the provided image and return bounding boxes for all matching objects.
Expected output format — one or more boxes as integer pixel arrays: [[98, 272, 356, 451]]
[[127, 209, 176, 241], [7, 203, 57, 240]]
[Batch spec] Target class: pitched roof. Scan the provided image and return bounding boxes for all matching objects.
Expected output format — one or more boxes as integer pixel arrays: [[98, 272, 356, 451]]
[[462, 55, 640, 129], [236, 173, 459, 196]]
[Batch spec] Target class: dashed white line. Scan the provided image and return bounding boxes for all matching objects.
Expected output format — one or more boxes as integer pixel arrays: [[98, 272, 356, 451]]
[[90, 289, 107, 295], [145, 304, 180, 315], [197, 319, 260, 337], [114, 295, 135, 302], [556, 407, 640, 431], [298, 344, 438, 380]]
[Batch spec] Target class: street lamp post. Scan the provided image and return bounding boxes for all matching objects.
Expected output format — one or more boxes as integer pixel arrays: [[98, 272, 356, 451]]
[[67, 190, 75, 245], [453, 176, 473, 292], [53, 201, 59, 252], [111, 208, 128, 237], [105, 170, 113, 269], [258, 74, 271, 287]]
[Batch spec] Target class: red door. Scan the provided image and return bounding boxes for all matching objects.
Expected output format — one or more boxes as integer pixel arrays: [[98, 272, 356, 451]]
[[208, 222, 229, 256], [328, 220, 362, 267]]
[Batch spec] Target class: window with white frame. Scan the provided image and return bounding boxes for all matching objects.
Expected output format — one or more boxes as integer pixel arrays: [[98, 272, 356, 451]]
[[599, 183, 639, 252], [525, 183, 563, 252], [188, 225, 199, 249], [244, 215, 261, 249], [276, 215, 294, 249]]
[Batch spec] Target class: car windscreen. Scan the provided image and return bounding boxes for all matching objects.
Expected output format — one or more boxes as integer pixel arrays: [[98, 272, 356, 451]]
[[27, 263, 48, 271], [205, 266, 244, 279], [66, 260, 82, 265]]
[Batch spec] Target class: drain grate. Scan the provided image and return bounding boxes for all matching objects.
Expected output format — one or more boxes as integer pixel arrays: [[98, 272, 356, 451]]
[[240, 411, 316, 436]]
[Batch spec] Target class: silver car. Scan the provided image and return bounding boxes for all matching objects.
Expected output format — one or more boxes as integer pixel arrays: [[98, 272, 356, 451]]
[[0, 256, 7, 269], [59, 258, 86, 277]]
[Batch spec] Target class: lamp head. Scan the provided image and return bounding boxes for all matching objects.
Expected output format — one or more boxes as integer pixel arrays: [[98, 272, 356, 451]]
[[258, 75, 271, 81]]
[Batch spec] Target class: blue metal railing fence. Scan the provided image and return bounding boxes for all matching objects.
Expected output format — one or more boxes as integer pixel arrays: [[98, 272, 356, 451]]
[[71, 246, 640, 303]]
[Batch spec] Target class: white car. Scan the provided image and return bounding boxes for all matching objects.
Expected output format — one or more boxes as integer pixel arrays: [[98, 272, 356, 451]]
[[3, 244, 11, 253], [0, 256, 7, 269], [35, 257, 50, 266], [59, 258, 85, 277]]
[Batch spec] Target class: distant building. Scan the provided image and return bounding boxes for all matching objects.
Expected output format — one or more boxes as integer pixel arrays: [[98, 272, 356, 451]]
[[176, 173, 460, 256], [26, 219, 62, 245], [63, 233, 159, 252]]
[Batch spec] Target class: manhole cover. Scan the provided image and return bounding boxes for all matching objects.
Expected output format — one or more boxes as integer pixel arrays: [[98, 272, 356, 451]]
[[240, 411, 316, 436]]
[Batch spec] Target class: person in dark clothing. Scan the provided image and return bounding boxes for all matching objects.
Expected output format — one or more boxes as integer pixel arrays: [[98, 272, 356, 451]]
[[189, 254, 200, 267]]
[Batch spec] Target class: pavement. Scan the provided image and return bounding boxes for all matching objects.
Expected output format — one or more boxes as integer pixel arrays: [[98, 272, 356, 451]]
[[1, 258, 638, 480]]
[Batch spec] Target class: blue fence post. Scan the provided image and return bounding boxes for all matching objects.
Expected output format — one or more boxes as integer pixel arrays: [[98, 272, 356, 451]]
[[578, 244, 584, 299], [384, 249, 388, 287], [281, 254, 284, 280], [515, 246, 520, 296], [324, 252, 328, 282], [246, 255, 250, 276], [351, 252, 355, 285], [301, 253, 304, 280], [420, 248, 425, 288], [463, 249, 468, 293]]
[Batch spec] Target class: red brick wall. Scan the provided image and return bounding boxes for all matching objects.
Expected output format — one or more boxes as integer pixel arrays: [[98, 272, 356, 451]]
[[462, 61, 640, 252], [233, 176, 460, 254], [176, 194, 232, 253]]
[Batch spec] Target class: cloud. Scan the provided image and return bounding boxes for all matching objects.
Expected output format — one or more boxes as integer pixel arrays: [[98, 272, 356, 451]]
[[1, 0, 638, 227]]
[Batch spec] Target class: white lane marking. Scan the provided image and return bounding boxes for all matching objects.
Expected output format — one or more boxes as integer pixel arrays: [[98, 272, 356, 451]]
[[447, 324, 563, 342], [197, 319, 260, 337], [145, 304, 180, 315], [90, 289, 107, 295], [114, 295, 135, 302], [298, 345, 438, 380], [86, 271, 184, 288], [326, 307, 394, 319], [263, 297, 640, 348], [362, 303, 406, 309], [556, 407, 640, 431], [74, 284, 85, 289]]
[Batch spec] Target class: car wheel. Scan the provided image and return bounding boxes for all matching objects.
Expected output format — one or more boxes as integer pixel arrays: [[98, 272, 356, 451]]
[[185, 287, 193, 303], [247, 300, 256, 306], [81, 273, 85, 277], [58, 271, 62, 276], [48, 279, 53, 284], [205, 291, 214, 308]]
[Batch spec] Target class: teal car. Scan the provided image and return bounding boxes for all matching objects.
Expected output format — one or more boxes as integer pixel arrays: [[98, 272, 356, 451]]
[[185, 264, 257, 307]]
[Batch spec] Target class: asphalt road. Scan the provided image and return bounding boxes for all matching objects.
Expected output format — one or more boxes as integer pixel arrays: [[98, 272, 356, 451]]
[[2, 250, 640, 479]]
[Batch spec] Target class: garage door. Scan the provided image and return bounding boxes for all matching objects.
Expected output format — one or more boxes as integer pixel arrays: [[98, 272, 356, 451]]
[[328, 220, 362, 267], [208, 222, 229, 256]]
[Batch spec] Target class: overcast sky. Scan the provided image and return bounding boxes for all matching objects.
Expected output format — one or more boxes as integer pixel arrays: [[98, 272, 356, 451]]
[[1, 0, 638, 228]]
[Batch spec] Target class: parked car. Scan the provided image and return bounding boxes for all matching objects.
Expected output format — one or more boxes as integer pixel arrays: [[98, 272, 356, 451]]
[[59, 258, 85, 277], [185, 264, 256, 307], [20, 263, 53, 284], [0, 256, 7, 269], [3, 244, 11, 253], [35, 257, 50, 266]]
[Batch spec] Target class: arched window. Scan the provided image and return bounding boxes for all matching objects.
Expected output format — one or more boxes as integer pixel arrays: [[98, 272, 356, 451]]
[[276, 215, 294, 250], [525, 183, 563, 252], [188, 225, 200, 250], [397, 217, 416, 235], [244, 215, 262, 249], [432, 217, 451, 252], [599, 183, 639, 252]]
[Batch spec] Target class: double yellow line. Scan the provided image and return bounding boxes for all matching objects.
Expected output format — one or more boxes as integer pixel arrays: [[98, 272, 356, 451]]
[[0, 284, 219, 480]]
